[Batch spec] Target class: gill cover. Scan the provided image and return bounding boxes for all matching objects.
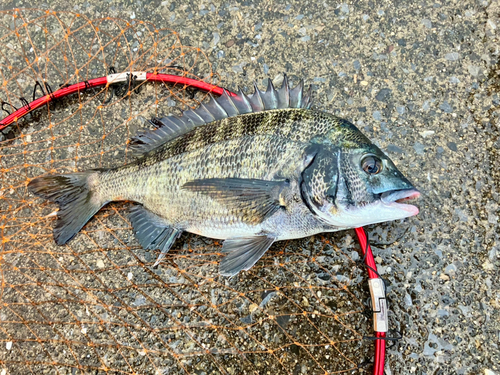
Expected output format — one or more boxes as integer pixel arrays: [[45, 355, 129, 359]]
[[300, 145, 339, 223]]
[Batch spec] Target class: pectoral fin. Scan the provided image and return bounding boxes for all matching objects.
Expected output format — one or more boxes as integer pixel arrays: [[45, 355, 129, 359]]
[[129, 205, 182, 267], [182, 178, 289, 224], [219, 235, 276, 277]]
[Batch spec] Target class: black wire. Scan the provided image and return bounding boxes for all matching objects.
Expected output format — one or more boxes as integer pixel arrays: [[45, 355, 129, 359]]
[[44, 82, 55, 100], [387, 335, 402, 350], [117, 72, 142, 97], [1, 101, 17, 116], [161, 65, 185, 71], [361, 307, 372, 320], [104, 69, 136, 103], [2, 80, 55, 124], [356, 359, 374, 372], [363, 330, 403, 341], [20, 97, 30, 111], [186, 86, 198, 99], [31, 81, 57, 107], [32, 81, 46, 101], [368, 226, 410, 249], [157, 65, 200, 99], [128, 73, 142, 94], [4, 69, 110, 126]]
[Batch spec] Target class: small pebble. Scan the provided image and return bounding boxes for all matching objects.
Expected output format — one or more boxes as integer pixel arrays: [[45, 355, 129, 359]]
[[420, 130, 435, 138], [468, 65, 481, 76], [373, 111, 382, 121], [447, 142, 458, 151], [375, 88, 392, 102], [413, 142, 425, 155], [440, 101, 453, 113], [421, 18, 432, 28], [445, 52, 460, 61], [444, 264, 457, 275], [387, 144, 404, 153]]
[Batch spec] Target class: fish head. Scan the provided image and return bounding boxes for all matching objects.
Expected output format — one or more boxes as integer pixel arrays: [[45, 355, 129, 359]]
[[302, 120, 420, 228]]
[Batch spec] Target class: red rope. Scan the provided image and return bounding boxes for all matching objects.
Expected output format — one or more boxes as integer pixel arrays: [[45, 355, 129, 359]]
[[0, 73, 233, 131], [355, 227, 386, 374], [145, 73, 229, 96], [0, 77, 107, 130]]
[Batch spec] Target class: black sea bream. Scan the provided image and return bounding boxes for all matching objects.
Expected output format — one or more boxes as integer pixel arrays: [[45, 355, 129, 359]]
[[28, 76, 420, 276]]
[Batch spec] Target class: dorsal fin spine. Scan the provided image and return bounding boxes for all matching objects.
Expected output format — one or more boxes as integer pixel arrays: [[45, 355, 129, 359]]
[[265, 79, 278, 109], [290, 79, 304, 108], [183, 109, 204, 125], [129, 75, 313, 156], [207, 94, 228, 119], [250, 82, 265, 111], [237, 87, 253, 113], [198, 103, 216, 122], [220, 89, 239, 116]]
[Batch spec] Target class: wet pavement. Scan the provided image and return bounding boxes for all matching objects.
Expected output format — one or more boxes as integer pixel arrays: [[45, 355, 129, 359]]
[[0, 0, 498, 374]]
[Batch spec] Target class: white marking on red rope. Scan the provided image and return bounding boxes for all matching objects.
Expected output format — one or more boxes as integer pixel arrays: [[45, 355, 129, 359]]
[[107, 71, 147, 84]]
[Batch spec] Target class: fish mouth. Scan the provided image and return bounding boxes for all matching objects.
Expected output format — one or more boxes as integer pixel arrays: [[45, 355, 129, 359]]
[[380, 188, 420, 215]]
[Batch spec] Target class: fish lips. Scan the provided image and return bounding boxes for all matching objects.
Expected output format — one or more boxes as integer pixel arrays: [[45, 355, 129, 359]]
[[380, 188, 420, 216]]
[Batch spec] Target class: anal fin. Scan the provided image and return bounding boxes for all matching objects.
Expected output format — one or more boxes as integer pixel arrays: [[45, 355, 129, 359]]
[[129, 205, 182, 267], [219, 235, 276, 277]]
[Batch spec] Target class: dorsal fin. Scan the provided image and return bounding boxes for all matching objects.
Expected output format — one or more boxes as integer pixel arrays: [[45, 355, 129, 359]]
[[128, 74, 313, 156]]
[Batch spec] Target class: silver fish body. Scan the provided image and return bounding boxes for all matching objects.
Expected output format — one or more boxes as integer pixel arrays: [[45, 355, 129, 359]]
[[28, 78, 419, 276]]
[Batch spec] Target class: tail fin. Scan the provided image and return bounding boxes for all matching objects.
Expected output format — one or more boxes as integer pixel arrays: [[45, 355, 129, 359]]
[[28, 171, 106, 245]]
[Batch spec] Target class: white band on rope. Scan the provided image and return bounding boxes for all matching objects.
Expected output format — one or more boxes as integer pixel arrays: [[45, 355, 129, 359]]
[[107, 71, 147, 84], [368, 278, 388, 332]]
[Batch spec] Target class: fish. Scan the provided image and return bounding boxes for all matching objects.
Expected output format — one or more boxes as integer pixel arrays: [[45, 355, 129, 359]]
[[28, 75, 420, 277]]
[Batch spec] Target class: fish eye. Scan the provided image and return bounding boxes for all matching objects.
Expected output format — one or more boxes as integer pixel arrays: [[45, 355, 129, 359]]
[[361, 155, 383, 175]]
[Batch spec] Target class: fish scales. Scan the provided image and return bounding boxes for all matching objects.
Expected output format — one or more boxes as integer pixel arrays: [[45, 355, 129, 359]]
[[95, 109, 333, 222], [28, 78, 419, 276], [98, 133, 306, 227], [98, 110, 344, 224], [135, 108, 346, 166]]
